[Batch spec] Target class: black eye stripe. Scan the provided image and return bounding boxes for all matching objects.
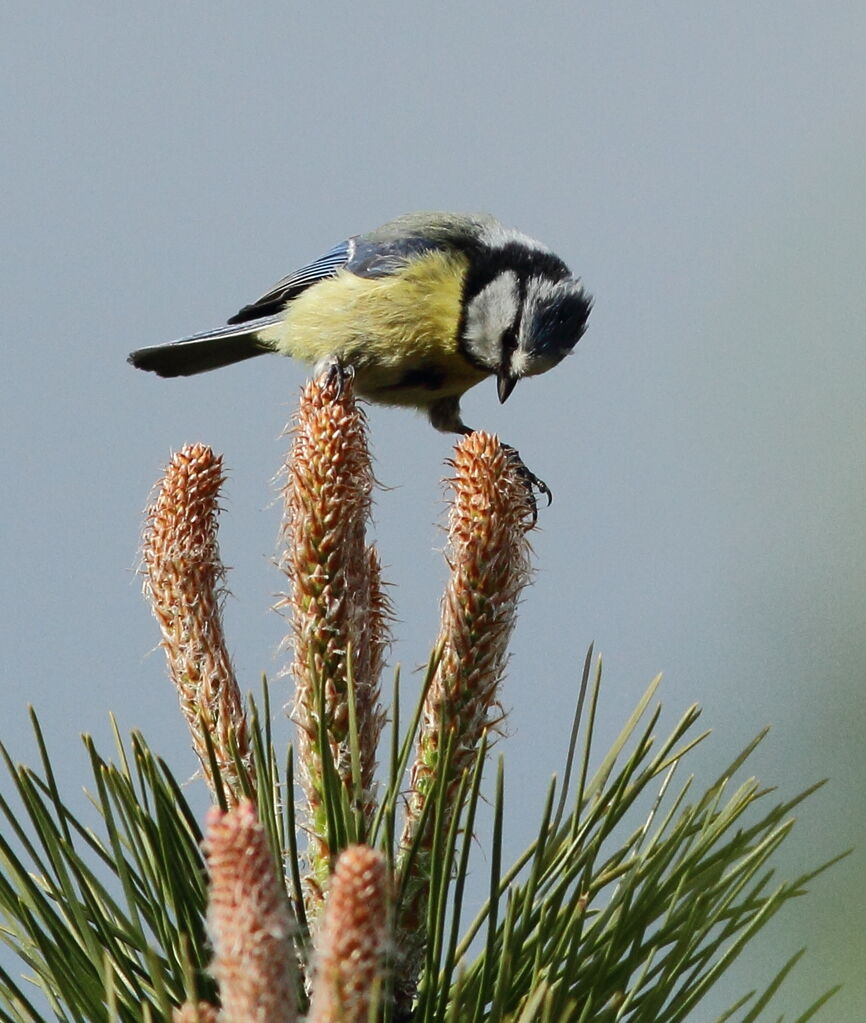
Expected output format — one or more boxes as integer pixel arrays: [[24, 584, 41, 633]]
[[500, 324, 519, 361]]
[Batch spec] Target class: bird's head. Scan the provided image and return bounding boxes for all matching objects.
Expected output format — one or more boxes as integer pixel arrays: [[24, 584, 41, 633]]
[[462, 267, 591, 403]]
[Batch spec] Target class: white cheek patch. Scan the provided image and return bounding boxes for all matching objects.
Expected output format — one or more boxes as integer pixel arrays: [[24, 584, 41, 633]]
[[463, 271, 520, 366]]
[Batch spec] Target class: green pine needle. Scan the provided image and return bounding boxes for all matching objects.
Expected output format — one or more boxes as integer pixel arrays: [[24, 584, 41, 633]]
[[0, 660, 844, 1022]]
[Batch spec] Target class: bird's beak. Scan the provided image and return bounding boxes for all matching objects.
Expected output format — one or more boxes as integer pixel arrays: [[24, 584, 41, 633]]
[[497, 372, 517, 404]]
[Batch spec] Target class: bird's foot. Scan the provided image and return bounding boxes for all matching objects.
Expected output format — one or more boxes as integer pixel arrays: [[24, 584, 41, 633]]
[[322, 359, 354, 399], [500, 443, 552, 528]]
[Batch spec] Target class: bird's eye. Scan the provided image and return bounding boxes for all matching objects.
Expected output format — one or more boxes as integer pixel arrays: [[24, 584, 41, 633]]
[[500, 324, 519, 357]]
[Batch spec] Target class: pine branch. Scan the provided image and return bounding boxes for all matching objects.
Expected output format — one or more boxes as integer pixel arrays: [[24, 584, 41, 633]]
[[0, 373, 844, 1023]]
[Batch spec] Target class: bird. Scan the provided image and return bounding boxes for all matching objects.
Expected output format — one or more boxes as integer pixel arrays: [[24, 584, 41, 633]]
[[128, 212, 591, 505]]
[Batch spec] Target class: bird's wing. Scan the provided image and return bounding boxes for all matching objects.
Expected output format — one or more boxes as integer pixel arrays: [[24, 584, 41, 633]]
[[227, 240, 352, 324], [344, 234, 447, 278], [227, 234, 449, 325]]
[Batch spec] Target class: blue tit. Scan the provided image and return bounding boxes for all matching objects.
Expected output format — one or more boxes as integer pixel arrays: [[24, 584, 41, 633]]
[[129, 212, 591, 496]]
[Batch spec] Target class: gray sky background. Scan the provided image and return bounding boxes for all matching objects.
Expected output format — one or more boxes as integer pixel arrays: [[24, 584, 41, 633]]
[[2, 3, 865, 1018]]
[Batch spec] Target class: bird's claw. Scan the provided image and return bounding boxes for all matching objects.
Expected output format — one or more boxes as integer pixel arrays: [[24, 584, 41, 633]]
[[500, 444, 552, 528], [324, 360, 354, 399]]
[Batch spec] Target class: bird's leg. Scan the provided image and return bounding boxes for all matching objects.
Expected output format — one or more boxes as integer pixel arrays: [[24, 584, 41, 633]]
[[321, 358, 354, 398], [429, 396, 470, 435], [429, 397, 550, 527], [499, 444, 552, 525]]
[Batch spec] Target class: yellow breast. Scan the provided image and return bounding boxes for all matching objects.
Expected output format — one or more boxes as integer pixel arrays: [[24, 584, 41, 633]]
[[255, 249, 488, 406]]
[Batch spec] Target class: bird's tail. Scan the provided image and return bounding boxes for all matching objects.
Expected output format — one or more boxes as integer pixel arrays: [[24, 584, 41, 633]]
[[128, 315, 280, 378]]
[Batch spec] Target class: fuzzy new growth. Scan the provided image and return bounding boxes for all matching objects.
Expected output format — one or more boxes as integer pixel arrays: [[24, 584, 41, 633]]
[[279, 372, 390, 902], [141, 443, 251, 802], [140, 394, 533, 1015], [397, 432, 534, 983], [204, 801, 298, 1023], [307, 845, 389, 1023], [172, 1002, 219, 1023], [405, 432, 533, 837]]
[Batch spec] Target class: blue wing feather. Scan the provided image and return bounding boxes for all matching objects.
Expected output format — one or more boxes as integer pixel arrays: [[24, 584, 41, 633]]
[[227, 240, 352, 324], [345, 235, 445, 278], [227, 233, 447, 325]]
